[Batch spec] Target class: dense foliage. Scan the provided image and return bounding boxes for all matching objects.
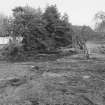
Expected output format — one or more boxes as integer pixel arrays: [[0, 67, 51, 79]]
[[2, 5, 73, 61], [3, 5, 105, 61], [0, 14, 11, 37], [13, 5, 73, 51]]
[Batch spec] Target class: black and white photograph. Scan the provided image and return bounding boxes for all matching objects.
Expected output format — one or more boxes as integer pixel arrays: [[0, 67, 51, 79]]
[[0, 0, 104, 104]]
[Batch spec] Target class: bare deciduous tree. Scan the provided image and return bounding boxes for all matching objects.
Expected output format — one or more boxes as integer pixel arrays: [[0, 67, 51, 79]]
[[73, 26, 90, 59]]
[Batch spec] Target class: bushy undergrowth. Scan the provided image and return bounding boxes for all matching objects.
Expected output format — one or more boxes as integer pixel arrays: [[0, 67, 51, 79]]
[[2, 43, 25, 62], [1, 42, 76, 62]]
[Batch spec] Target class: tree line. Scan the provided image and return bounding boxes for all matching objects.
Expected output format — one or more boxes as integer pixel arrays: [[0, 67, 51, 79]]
[[0, 5, 105, 61], [1, 5, 74, 61]]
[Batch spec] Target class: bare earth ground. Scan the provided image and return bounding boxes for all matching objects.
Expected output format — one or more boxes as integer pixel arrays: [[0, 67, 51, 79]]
[[0, 53, 105, 104]]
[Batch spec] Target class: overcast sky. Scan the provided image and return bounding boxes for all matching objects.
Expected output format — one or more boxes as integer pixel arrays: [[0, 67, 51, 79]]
[[0, 0, 105, 27]]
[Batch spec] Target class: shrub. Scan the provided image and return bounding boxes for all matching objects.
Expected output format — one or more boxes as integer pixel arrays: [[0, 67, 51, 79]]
[[2, 42, 25, 62]]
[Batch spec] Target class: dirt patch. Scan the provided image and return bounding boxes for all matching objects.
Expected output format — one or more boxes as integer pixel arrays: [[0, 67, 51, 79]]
[[0, 55, 105, 104]]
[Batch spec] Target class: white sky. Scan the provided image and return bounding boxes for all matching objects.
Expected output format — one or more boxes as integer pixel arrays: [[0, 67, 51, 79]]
[[0, 0, 105, 27]]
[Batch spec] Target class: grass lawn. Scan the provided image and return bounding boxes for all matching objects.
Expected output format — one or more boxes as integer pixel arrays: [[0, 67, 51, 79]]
[[0, 54, 105, 104]]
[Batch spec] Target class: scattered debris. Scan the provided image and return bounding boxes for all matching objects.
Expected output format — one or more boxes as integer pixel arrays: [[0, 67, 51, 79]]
[[82, 75, 90, 79]]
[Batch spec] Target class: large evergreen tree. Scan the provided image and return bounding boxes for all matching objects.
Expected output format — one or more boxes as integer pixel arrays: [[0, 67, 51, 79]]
[[43, 5, 73, 49]]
